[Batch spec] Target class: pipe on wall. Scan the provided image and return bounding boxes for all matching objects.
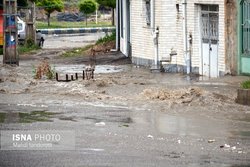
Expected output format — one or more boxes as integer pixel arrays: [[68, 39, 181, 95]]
[[182, 0, 191, 74], [150, 0, 159, 67]]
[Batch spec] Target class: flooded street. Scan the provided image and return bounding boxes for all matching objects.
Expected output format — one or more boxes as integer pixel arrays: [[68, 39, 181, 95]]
[[0, 34, 250, 167]]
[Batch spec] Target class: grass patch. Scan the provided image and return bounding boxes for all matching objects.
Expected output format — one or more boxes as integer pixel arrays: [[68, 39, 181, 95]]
[[61, 31, 116, 58], [61, 44, 94, 57], [241, 80, 250, 89], [96, 30, 116, 45], [37, 21, 113, 29], [18, 44, 41, 54]]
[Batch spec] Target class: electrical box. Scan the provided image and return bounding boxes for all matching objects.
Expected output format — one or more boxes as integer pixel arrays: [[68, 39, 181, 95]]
[[3, 0, 18, 65]]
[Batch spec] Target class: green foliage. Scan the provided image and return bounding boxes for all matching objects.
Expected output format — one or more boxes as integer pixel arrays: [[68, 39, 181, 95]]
[[241, 80, 250, 89], [18, 42, 40, 54], [37, 0, 64, 26], [96, 30, 116, 45], [78, 0, 98, 26], [79, 0, 98, 15], [96, 0, 116, 9], [96, 0, 116, 25], [62, 44, 94, 57], [37, 0, 64, 14]]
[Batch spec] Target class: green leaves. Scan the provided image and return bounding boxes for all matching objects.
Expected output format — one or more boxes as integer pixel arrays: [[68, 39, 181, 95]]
[[96, 0, 116, 9], [37, 0, 64, 14], [78, 0, 98, 15]]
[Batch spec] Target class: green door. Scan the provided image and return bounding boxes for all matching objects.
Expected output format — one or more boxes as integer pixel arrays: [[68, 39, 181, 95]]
[[239, 0, 250, 75]]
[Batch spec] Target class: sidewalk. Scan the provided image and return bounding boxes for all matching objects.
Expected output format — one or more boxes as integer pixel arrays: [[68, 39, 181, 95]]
[[38, 27, 115, 35]]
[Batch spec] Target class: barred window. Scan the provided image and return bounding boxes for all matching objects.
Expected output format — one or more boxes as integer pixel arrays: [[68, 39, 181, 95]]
[[145, 0, 151, 26]]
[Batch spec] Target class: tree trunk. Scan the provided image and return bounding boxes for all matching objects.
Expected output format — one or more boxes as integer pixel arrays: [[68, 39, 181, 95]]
[[47, 13, 51, 27], [86, 14, 88, 26], [112, 8, 115, 26], [26, 1, 36, 45]]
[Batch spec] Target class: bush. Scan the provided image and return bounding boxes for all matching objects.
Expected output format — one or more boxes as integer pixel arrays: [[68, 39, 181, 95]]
[[241, 80, 250, 89], [18, 39, 41, 54], [33, 60, 55, 80], [96, 30, 116, 45]]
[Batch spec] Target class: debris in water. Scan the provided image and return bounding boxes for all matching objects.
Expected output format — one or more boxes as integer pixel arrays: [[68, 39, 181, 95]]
[[224, 144, 230, 148], [208, 139, 215, 143], [231, 146, 236, 150], [95, 122, 106, 126], [147, 135, 154, 139], [119, 124, 129, 127]]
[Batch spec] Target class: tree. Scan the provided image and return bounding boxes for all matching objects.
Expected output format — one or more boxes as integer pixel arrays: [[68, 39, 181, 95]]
[[37, 0, 64, 27], [96, 0, 116, 26], [78, 0, 98, 26]]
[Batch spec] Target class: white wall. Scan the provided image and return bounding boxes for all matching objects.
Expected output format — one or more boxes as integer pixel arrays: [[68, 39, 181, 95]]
[[129, 0, 226, 75]]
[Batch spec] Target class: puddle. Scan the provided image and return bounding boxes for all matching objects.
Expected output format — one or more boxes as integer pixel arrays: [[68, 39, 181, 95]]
[[133, 112, 250, 138], [55, 64, 123, 74], [231, 131, 250, 137]]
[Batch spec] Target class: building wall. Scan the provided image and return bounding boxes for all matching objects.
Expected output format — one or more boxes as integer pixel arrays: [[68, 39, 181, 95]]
[[130, 0, 155, 66], [129, 0, 229, 76]]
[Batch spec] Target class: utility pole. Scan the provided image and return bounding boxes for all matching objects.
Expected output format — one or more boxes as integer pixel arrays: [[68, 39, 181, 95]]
[[3, 0, 18, 65]]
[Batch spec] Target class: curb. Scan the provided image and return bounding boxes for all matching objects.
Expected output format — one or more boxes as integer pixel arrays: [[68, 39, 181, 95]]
[[38, 27, 115, 35]]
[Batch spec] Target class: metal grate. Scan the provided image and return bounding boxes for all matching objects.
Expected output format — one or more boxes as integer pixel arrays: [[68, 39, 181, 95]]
[[201, 13, 219, 43]]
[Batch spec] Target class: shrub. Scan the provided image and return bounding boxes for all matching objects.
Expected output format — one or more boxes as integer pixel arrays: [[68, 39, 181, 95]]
[[34, 60, 55, 80], [241, 80, 250, 89]]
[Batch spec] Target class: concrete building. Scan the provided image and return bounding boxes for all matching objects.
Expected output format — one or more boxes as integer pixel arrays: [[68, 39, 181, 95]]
[[116, 0, 250, 77]]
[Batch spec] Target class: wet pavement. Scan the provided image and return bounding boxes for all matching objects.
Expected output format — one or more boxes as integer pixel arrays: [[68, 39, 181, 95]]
[[0, 34, 250, 167]]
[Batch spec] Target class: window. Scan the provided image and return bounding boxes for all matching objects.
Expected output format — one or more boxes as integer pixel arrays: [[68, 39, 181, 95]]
[[145, 0, 151, 26]]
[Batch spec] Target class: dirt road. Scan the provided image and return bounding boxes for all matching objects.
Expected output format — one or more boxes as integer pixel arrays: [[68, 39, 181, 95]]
[[0, 34, 250, 167]]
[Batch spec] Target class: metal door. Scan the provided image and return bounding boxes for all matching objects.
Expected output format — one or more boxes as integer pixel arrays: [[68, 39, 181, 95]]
[[201, 5, 219, 77], [240, 0, 250, 75]]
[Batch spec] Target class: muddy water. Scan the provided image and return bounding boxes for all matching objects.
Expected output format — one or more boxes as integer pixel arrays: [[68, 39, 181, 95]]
[[55, 64, 123, 74], [1, 102, 249, 140]]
